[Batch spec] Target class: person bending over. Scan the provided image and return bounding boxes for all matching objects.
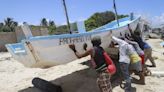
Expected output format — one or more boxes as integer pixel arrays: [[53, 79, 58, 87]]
[[69, 36, 113, 92], [111, 35, 132, 92], [128, 24, 156, 67]]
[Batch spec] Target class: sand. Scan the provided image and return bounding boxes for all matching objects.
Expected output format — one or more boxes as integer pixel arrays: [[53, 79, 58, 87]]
[[0, 39, 164, 92]]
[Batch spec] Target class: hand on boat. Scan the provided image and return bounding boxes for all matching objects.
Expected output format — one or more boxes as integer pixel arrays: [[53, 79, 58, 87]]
[[109, 30, 113, 36], [127, 24, 133, 33], [69, 44, 77, 52], [127, 24, 131, 29], [127, 24, 130, 28], [110, 30, 112, 34]]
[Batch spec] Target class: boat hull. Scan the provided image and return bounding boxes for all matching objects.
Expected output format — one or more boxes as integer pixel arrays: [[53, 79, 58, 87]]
[[6, 17, 141, 68]]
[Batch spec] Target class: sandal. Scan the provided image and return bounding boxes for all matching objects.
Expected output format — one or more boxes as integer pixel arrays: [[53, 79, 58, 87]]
[[120, 81, 126, 89], [145, 69, 152, 76]]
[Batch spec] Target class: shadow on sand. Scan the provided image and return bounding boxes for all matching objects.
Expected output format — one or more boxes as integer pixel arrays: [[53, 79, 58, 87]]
[[18, 66, 101, 92], [18, 61, 136, 92]]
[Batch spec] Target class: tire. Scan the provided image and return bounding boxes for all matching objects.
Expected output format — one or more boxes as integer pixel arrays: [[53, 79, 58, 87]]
[[32, 77, 62, 92]]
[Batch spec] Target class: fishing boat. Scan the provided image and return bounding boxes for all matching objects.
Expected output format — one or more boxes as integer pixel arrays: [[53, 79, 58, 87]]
[[6, 16, 141, 68]]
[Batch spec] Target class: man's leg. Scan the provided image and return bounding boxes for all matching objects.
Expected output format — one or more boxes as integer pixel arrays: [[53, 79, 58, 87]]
[[148, 48, 156, 67], [144, 48, 156, 67], [144, 49, 149, 63], [130, 61, 145, 85], [97, 71, 113, 92], [120, 62, 131, 92]]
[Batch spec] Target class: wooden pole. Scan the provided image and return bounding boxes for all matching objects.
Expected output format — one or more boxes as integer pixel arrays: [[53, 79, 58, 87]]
[[62, 0, 72, 34], [113, 0, 119, 27]]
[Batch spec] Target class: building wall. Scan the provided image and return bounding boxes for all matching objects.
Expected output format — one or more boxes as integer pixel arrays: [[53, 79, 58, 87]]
[[31, 28, 49, 36], [0, 32, 17, 51], [15, 27, 26, 42], [15, 27, 49, 42], [0, 27, 49, 51], [40, 28, 49, 36]]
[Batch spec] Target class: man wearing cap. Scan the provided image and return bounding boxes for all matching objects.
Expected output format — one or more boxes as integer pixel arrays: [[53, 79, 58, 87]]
[[69, 36, 113, 92]]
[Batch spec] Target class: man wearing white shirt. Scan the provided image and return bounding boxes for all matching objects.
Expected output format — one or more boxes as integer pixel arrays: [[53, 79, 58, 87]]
[[111, 35, 131, 92]]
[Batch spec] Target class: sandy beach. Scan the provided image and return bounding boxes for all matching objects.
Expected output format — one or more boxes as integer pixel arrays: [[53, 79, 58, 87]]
[[0, 38, 164, 92]]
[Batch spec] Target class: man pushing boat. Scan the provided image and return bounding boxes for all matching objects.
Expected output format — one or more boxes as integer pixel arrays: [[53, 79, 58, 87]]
[[69, 36, 116, 92]]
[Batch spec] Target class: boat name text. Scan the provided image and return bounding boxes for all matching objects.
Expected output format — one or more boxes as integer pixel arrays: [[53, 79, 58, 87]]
[[59, 35, 91, 45]]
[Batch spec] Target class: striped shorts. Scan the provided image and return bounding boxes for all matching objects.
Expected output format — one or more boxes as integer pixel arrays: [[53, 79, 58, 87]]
[[97, 71, 112, 92]]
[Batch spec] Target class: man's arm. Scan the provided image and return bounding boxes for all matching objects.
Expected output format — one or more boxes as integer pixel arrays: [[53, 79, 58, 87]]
[[128, 24, 137, 39], [74, 49, 91, 58], [128, 24, 133, 34], [109, 30, 126, 45], [125, 38, 137, 45], [112, 36, 127, 45], [69, 44, 91, 58]]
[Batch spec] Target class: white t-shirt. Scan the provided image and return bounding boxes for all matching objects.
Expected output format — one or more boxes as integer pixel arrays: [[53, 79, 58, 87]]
[[127, 44, 137, 55], [112, 36, 130, 64]]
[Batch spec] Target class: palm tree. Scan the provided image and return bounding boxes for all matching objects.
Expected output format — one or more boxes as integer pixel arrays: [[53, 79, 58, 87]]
[[13, 22, 18, 26], [41, 18, 48, 27], [0, 22, 4, 32], [3, 17, 18, 32], [0, 22, 4, 27], [4, 17, 13, 27], [48, 20, 56, 35], [49, 20, 55, 27]]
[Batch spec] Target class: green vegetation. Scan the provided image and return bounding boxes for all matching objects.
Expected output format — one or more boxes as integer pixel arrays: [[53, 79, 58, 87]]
[[55, 11, 128, 33], [48, 20, 56, 35], [30, 25, 41, 31], [40, 18, 57, 35], [0, 11, 128, 34], [40, 18, 48, 27], [85, 11, 128, 31], [0, 17, 18, 32], [85, 11, 115, 31]]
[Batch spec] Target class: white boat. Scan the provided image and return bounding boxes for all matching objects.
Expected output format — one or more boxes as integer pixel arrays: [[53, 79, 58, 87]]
[[6, 16, 141, 68]]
